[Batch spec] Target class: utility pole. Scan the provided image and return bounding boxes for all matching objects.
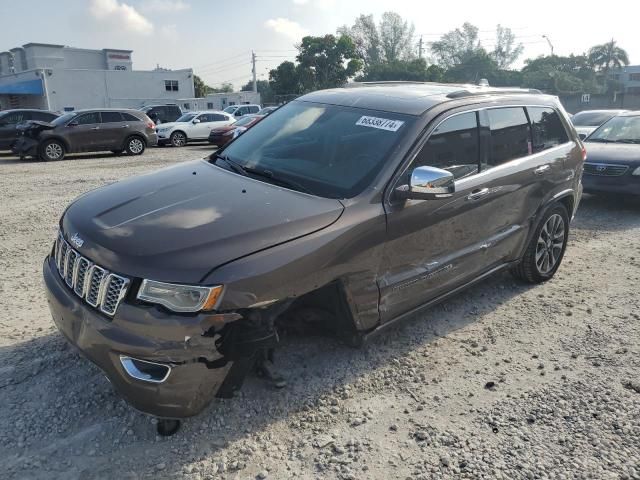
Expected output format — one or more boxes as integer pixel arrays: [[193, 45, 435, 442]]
[[542, 35, 554, 56], [251, 50, 257, 93], [418, 36, 423, 59]]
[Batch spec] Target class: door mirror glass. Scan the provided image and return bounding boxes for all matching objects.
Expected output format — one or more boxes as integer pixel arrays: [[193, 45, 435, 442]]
[[192, 118, 201, 124], [396, 166, 455, 200], [67, 121, 79, 127]]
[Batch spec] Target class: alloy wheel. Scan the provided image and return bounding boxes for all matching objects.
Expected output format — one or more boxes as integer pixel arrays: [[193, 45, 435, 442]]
[[172, 133, 186, 147], [535, 214, 565, 275], [129, 138, 144, 154], [45, 143, 63, 160]]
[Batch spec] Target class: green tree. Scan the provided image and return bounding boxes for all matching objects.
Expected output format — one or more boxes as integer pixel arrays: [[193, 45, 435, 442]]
[[193, 74, 213, 97], [521, 54, 599, 94], [357, 58, 428, 81], [337, 14, 381, 66], [295, 35, 363, 91], [490, 25, 524, 69], [269, 61, 302, 95], [429, 22, 482, 69], [443, 50, 498, 83], [588, 39, 630, 92], [241, 79, 275, 104]]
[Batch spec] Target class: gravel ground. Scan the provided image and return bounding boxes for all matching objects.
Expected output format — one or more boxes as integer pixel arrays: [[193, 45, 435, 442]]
[[1, 145, 639, 480]]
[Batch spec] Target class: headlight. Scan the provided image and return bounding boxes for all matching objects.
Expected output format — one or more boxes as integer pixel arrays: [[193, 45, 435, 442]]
[[632, 166, 640, 176], [137, 280, 223, 312]]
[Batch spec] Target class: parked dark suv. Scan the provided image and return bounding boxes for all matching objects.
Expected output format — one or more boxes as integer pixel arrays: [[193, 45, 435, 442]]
[[0, 109, 58, 149], [43, 83, 584, 429], [14, 109, 157, 161], [140, 104, 182, 124]]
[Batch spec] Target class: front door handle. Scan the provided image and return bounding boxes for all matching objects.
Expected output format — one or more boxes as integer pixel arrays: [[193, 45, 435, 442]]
[[121, 125, 130, 128], [534, 164, 551, 175], [90, 126, 100, 130], [467, 188, 490, 201]]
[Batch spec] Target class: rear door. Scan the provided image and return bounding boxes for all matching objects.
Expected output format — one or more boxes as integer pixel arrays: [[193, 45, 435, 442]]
[[0, 111, 27, 148], [99, 111, 128, 149]]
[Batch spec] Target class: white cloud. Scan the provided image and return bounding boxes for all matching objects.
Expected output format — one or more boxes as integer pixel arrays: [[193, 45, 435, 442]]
[[292, 0, 309, 4], [292, 0, 335, 8], [89, 0, 153, 35], [159, 24, 179, 40], [140, 0, 190, 13], [265, 18, 309, 41]]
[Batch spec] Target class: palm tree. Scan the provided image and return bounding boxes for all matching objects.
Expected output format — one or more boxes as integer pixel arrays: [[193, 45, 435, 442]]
[[588, 39, 630, 92]]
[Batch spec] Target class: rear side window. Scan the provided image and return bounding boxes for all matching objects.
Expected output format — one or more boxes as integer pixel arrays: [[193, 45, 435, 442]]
[[487, 107, 530, 166], [249, 106, 259, 114], [527, 107, 569, 153], [122, 112, 142, 122], [0, 112, 25, 125], [413, 112, 480, 180], [75, 112, 101, 125], [211, 114, 228, 121], [101, 111, 123, 123]]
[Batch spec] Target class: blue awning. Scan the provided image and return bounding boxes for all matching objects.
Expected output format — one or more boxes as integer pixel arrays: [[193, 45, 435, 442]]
[[0, 78, 44, 95]]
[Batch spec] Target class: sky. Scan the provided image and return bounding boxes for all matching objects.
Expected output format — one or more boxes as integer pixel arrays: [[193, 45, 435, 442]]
[[1, 0, 638, 90]]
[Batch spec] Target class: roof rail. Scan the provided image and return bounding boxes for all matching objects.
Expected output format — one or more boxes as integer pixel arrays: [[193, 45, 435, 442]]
[[446, 87, 543, 98], [344, 81, 434, 88]]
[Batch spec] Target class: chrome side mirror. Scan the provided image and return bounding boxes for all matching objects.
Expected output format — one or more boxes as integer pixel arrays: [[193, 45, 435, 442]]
[[192, 118, 200, 124], [396, 166, 455, 200]]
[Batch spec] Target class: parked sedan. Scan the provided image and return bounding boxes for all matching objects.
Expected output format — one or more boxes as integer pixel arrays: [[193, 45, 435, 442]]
[[155, 111, 235, 147], [12, 109, 157, 161], [582, 112, 640, 196], [0, 109, 58, 150], [208, 114, 264, 147], [571, 109, 627, 139]]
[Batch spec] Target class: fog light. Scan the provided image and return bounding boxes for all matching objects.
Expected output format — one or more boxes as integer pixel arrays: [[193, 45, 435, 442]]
[[120, 356, 171, 383], [632, 166, 640, 176]]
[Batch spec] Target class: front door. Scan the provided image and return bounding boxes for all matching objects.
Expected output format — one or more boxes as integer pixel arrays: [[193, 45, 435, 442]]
[[378, 109, 525, 323], [192, 113, 216, 139], [65, 112, 104, 152]]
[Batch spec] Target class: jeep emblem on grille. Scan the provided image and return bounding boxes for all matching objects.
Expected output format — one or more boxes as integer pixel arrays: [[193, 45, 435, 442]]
[[596, 165, 607, 172], [70, 233, 84, 248]]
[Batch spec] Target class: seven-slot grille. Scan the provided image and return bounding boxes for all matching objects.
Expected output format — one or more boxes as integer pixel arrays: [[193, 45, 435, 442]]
[[53, 232, 130, 316], [584, 163, 629, 177]]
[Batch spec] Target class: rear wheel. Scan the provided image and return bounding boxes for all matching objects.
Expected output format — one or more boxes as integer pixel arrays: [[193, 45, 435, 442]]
[[170, 131, 187, 147], [124, 136, 145, 155], [40, 140, 65, 161], [512, 203, 569, 283]]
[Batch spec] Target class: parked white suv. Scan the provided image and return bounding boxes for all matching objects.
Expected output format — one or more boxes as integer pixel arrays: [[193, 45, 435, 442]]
[[156, 111, 235, 147], [223, 104, 262, 118]]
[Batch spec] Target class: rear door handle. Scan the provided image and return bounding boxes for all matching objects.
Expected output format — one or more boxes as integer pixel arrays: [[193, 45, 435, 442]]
[[121, 125, 130, 128], [466, 188, 490, 201], [90, 126, 100, 130], [534, 165, 551, 175]]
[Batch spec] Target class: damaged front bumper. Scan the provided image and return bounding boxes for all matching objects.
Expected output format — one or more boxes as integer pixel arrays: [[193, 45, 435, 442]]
[[43, 255, 244, 418]]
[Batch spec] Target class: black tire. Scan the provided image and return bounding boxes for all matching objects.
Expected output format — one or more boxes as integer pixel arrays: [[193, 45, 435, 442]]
[[39, 139, 65, 161], [512, 203, 570, 283], [170, 131, 187, 147], [124, 136, 145, 155]]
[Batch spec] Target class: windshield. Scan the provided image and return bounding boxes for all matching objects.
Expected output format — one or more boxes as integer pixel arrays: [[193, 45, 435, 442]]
[[586, 116, 640, 143], [51, 112, 77, 126], [141, 106, 152, 113], [175, 113, 197, 122], [214, 101, 414, 199], [572, 111, 618, 127], [223, 106, 238, 114]]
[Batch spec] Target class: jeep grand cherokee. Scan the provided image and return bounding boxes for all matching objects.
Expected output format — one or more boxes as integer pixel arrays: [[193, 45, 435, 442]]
[[43, 83, 584, 425]]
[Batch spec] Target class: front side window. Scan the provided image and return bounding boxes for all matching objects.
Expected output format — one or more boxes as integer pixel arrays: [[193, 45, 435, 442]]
[[412, 112, 480, 180], [217, 101, 414, 198], [164, 80, 179, 91], [487, 107, 530, 166], [74, 112, 101, 125], [0, 112, 24, 125], [176, 113, 196, 123], [528, 107, 569, 153], [31, 112, 57, 122]]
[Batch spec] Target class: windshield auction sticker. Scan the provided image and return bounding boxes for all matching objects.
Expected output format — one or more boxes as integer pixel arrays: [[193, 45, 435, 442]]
[[355, 116, 404, 132]]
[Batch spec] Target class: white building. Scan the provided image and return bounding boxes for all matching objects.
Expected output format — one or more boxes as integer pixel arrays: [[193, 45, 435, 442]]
[[0, 43, 195, 112], [176, 91, 262, 112]]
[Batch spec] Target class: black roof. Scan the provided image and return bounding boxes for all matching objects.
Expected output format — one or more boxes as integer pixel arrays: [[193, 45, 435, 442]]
[[298, 82, 547, 116]]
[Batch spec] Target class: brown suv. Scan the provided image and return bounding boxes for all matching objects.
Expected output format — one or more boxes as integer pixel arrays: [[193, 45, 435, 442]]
[[44, 83, 584, 434], [13, 108, 157, 161]]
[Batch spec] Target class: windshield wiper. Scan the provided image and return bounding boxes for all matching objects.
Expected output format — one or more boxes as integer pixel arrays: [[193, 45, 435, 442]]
[[213, 153, 248, 176], [586, 138, 615, 143], [242, 166, 313, 194], [614, 139, 640, 144]]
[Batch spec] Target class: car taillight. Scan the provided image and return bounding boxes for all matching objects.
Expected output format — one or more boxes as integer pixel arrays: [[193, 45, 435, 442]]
[[581, 146, 587, 161], [147, 121, 155, 129]]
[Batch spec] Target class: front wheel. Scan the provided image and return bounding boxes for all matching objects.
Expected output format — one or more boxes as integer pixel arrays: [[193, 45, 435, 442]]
[[124, 137, 145, 155], [170, 131, 187, 147], [40, 140, 65, 161], [511, 203, 569, 283]]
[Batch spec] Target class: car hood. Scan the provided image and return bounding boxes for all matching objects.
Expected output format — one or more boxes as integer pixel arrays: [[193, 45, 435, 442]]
[[584, 142, 640, 165], [210, 125, 234, 134], [62, 160, 344, 283], [155, 122, 183, 130]]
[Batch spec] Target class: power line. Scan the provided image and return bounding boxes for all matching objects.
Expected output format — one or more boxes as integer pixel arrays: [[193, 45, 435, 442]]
[[196, 60, 251, 75], [192, 51, 250, 70]]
